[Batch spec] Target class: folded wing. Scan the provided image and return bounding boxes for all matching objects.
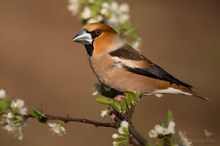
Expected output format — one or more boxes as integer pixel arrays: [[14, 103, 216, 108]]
[[109, 44, 193, 89]]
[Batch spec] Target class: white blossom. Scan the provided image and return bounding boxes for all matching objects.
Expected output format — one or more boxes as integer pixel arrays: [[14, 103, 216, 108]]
[[100, 109, 109, 117], [86, 1, 131, 25], [167, 121, 175, 134], [0, 89, 6, 99], [179, 130, 193, 146], [11, 99, 27, 115], [92, 90, 99, 96], [68, 1, 131, 27], [102, 2, 110, 9], [3, 124, 23, 140], [81, 7, 92, 19], [113, 121, 129, 145], [119, 14, 130, 24], [149, 129, 158, 138], [154, 124, 167, 135], [149, 121, 176, 138], [88, 15, 103, 24], [120, 120, 129, 128], [2, 112, 24, 140], [110, 2, 119, 11], [118, 127, 124, 134], [112, 133, 119, 139], [116, 121, 129, 135], [4, 112, 14, 124], [48, 123, 66, 136], [97, 15, 104, 21], [68, 4, 79, 15], [100, 8, 109, 16], [108, 14, 118, 25], [105, 2, 130, 25], [113, 141, 118, 146], [67, 0, 79, 15], [119, 3, 129, 13]]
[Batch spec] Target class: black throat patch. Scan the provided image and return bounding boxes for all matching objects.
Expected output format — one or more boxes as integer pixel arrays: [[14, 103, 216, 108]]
[[84, 44, 94, 57]]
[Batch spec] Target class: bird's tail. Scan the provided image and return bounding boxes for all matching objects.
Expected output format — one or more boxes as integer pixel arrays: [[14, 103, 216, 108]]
[[183, 88, 210, 102], [177, 86, 210, 102], [191, 92, 210, 102]]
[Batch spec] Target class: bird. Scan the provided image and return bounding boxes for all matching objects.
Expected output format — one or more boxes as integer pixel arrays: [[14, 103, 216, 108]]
[[204, 129, 213, 137], [72, 23, 209, 101]]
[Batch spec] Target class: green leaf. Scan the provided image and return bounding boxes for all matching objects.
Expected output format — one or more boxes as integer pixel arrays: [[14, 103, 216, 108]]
[[31, 107, 43, 118], [133, 92, 141, 103], [119, 100, 127, 112], [125, 94, 132, 108], [0, 98, 12, 113], [124, 92, 141, 104], [96, 96, 112, 105], [30, 107, 47, 123], [13, 115, 25, 123], [167, 110, 174, 122], [110, 101, 122, 112]]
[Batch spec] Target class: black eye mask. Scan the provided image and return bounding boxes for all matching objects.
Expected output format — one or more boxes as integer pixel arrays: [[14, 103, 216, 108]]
[[90, 29, 102, 39]]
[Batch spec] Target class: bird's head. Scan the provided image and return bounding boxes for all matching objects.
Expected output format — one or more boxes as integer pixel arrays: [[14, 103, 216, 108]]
[[73, 23, 124, 57]]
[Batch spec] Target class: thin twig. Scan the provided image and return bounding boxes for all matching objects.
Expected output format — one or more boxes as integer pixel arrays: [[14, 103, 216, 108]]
[[25, 114, 118, 128]]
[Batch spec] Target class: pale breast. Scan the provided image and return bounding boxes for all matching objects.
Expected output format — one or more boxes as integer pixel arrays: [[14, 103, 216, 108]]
[[89, 54, 170, 94]]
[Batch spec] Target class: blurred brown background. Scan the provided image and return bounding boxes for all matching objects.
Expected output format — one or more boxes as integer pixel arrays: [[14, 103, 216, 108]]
[[0, 0, 219, 146]]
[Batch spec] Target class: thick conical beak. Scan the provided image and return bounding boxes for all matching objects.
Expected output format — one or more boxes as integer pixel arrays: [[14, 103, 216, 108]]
[[73, 29, 93, 45]]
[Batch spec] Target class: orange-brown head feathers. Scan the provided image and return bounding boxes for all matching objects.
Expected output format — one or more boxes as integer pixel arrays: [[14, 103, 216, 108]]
[[84, 23, 117, 34], [73, 23, 124, 57]]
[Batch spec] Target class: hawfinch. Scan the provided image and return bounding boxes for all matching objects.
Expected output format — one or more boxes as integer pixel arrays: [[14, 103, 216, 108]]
[[73, 23, 208, 101]]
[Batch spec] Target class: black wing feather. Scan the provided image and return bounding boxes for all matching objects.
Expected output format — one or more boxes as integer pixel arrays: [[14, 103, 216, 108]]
[[109, 44, 193, 89], [122, 64, 192, 89]]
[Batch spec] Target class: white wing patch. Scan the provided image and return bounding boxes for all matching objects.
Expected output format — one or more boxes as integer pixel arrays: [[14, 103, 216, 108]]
[[112, 56, 123, 67], [155, 94, 163, 98], [152, 87, 192, 96], [112, 56, 140, 68]]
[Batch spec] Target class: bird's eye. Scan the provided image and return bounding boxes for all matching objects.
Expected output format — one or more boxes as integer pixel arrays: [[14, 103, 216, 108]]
[[94, 29, 102, 36], [91, 29, 102, 39]]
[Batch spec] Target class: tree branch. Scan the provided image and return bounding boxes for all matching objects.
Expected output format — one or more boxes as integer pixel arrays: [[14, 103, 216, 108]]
[[25, 114, 118, 128], [113, 116, 148, 146], [129, 124, 148, 146], [30, 113, 148, 146]]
